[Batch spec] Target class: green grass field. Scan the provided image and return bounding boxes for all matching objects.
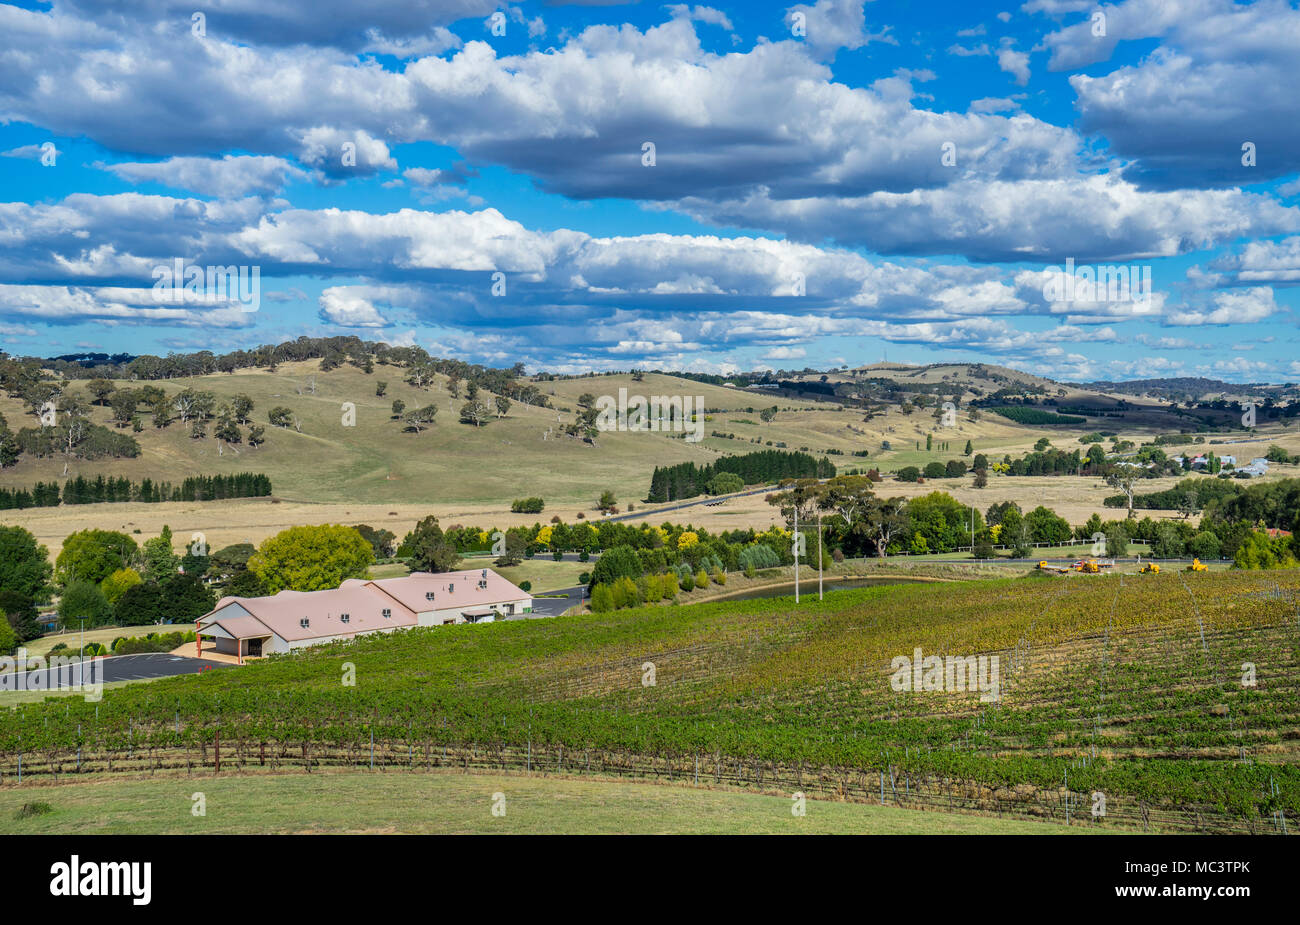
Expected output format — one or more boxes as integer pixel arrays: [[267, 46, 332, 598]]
[[15, 626, 166, 660], [0, 769, 1096, 835], [371, 556, 587, 592], [490, 557, 589, 591]]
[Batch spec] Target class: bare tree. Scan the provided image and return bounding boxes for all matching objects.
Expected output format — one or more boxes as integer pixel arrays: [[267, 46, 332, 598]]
[[1105, 469, 1138, 518]]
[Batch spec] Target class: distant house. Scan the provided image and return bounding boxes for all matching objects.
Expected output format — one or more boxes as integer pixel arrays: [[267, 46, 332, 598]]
[[196, 569, 532, 663]]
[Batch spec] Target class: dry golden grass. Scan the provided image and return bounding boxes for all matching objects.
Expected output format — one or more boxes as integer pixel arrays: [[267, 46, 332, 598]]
[[0, 472, 1207, 561], [5, 359, 1299, 556]]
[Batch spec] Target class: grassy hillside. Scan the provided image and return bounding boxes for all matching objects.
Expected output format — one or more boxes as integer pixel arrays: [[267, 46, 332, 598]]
[[2, 571, 1295, 832], [0, 361, 725, 506], [0, 769, 1094, 835], [8, 359, 1254, 508], [7, 358, 1300, 561]]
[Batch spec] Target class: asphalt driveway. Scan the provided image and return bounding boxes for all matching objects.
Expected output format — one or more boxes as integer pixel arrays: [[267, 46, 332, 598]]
[[2, 653, 230, 692]]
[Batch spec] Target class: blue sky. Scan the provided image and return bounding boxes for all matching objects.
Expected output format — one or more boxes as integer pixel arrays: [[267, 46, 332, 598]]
[[1, 0, 1299, 382]]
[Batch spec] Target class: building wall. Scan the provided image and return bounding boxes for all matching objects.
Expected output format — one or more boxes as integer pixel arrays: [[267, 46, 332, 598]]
[[414, 597, 532, 626], [276, 625, 412, 653], [201, 591, 534, 657]]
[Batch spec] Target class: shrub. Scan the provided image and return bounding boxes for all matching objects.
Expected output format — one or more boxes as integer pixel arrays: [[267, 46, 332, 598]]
[[0, 592, 39, 642], [1150, 524, 1185, 558], [111, 630, 197, 655], [738, 544, 780, 571], [588, 545, 642, 590], [590, 584, 615, 613], [0, 616, 15, 654], [611, 576, 640, 609], [58, 580, 112, 627], [1026, 506, 1072, 545], [100, 567, 142, 604], [707, 472, 745, 495], [15, 801, 53, 819], [1187, 531, 1221, 560], [694, 570, 709, 588], [511, 497, 545, 514], [678, 571, 695, 592], [518, 580, 532, 592], [1233, 532, 1296, 570]]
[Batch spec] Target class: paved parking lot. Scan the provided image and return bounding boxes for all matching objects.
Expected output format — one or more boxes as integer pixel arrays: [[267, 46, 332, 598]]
[[3, 653, 230, 691], [514, 585, 585, 618]]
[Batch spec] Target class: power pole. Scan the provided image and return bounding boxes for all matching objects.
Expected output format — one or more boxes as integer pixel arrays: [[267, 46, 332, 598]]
[[794, 504, 800, 604], [818, 512, 824, 601]]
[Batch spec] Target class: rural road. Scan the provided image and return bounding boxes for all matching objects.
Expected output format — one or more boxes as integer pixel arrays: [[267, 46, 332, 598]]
[[604, 485, 776, 522]]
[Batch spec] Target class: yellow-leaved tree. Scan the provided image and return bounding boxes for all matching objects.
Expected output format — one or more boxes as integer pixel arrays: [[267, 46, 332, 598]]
[[249, 525, 374, 593]]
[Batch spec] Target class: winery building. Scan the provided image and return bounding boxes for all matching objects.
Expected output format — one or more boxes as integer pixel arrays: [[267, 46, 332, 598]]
[[196, 569, 532, 663]]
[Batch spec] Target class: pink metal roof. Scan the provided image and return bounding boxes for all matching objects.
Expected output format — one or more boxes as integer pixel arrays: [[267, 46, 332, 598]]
[[366, 569, 529, 613], [208, 583, 418, 641], [202, 569, 529, 642]]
